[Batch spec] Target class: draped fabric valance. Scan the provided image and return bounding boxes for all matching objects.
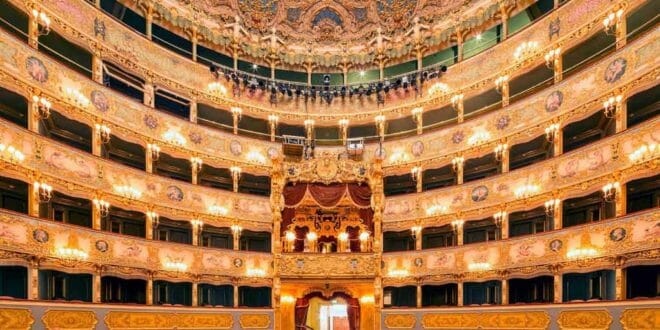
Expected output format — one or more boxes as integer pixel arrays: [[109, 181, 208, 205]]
[[283, 183, 372, 209]]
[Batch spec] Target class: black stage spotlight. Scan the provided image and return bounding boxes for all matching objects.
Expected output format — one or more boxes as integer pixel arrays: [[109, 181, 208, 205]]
[[295, 88, 302, 97], [323, 74, 331, 86], [402, 76, 409, 89], [209, 64, 219, 79], [440, 65, 448, 72]]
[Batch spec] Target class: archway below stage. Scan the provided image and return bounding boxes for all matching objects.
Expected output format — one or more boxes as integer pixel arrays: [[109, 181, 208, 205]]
[[295, 291, 359, 330]]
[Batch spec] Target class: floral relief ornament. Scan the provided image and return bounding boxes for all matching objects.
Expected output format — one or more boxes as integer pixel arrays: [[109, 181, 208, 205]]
[[143, 114, 158, 129], [188, 131, 203, 144], [451, 131, 465, 144], [545, 91, 563, 113], [495, 115, 510, 130], [90, 90, 109, 112], [26, 56, 48, 83], [33, 229, 49, 243]]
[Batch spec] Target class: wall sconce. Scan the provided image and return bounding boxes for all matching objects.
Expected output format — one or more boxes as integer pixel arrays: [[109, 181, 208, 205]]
[[306, 231, 318, 242], [0, 144, 25, 164], [163, 130, 186, 146], [427, 82, 449, 96], [544, 48, 561, 68], [544, 198, 560, 217], [285, 231, 296, 242], [514, 184, 540, 199], [246, 268, 266, 277], [114, 185, 142, 200], [164, 260, 188, 272], [230, 166, 241, 192], [494, 75, 508, 94], [468, 262, 492, 272], [31, 9, 51, 36], [388, 269, 409, 277], [602, 181, 620, 203], [281, 295, 296, 304], [304, 119, 315, 140], [338, 232, 349, 242], [603, 9, 624, 35], [63, 87, 90, 108], [33, 181, 52, 203], [411, 225, 422, 240], [56, 246, 88, 261], [32, 95, 51, 119], [208, 205, 228, 216], [231, 107, 242, 134], [451, 156, 464, 172], [207, 82, 227, 95], [231, 222, 243, 236], [451, 219, 464, 232], [628, 143, 657, 163], [493, 211, 507, 228], [190, 156, 203, 172], [603, 95, 622, 118], [246, 150, 266, 165], [95, 124, 111, 144], [411, 107, 423, 134], [410, 166, 421, 182], [190, 219, 204, 230], [360, 295, 375, 304], [268, 114, 278, 141], [374, 115, 386, 139], [338, 119, 349, 144], [566, 247, 598, 260], [426, 204, 448, 216], [450, 94, 464, 110], [513, 41, 539, 60], [468, 130, 491, 146], [93, 198, 110, 217], [494, 143, 508, 162], [545, 123, 560, 142], [147, 143, 160, 162]]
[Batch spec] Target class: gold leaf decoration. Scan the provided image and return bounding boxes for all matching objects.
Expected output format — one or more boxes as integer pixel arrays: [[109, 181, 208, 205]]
[[620, 308, 660, 330], [0, 308, 34, 330], [422, 313, 479, 329], [557, 310, 612, 330], [420, 311, 549, 329], [42, 310, 98, 330], [384, 314, 416, 329], [239, 314, 271, 329]]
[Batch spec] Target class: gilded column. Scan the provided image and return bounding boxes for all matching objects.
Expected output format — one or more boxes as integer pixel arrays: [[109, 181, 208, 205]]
[[143, 80, 155, 108], [455, 97, 464, 123], [145, 210, 155, 240], [552, 265, 562, 303], [92, 199, 102, 230], [500, 212, 509, 240], [416, 281, 422, 308], [415, 230, 422, 251], [552, 127, 563, 156], [28, 9, 39, 49], [93, 265, 102, 303], [456, 162, 464, 185], [27, 181, 39, 217], [370, 158, 385, 328], [191, 163, 199, 185], [553, 55, 563, 83], [189, 98, 198, 124], [145, 144, 154, 174], [233, 229, 240, 251], [378, 58, 385, 81], [233, 283, 240, 307], [191, 223, 200, 246], [614, 257, 626, 300], [190, 28, 198, 61], [192, 281, 199, 306], [92, 49, 104, 84], [146, 273, 154, 305], [456, 29, 464, 62], [457, 279, 464, 306], [500, 145, 510, 173], [500, 6, 509, 41], [500, 80, 510, 107], [615, 14, 627, 49], [145, 4, 154, 40], [501, 277, 508, 305], [27, 95, 40, 133], [615, 100, 627, 133], [92, 124, 103, 157], [553, 199, 563, 230], [615, 183, 627, 217], [27, 258, 39, 300], [232, 45, 239, 71], [456, 224, 464, 246]]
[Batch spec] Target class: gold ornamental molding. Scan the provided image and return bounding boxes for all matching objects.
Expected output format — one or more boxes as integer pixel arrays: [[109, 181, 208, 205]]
[[0, 308, 35, 330], [238, 314, 271, 329], [557, 310, 613, 330], [421, 311, 550, 329], [384, 314, 417, 329], [42, 310, 98, 330], [8, 0, 637, 121], [104, 311, 233, 329], [620, 308, 660, 330]]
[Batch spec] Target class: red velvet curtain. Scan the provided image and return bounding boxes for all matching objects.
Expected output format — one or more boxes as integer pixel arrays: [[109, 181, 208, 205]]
[[295, 292, 360, 330], [283, 183, 372, 208]]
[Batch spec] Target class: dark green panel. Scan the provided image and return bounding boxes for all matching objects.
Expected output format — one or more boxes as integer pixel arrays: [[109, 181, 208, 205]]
[[423, 47, 457, 68], [384, 60, 417, 79], [347, 69, 379, 84], [237, 60, 269, 78]]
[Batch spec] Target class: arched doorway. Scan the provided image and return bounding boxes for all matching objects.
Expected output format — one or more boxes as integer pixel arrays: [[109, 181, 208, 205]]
[[295, 291, 360, 330]]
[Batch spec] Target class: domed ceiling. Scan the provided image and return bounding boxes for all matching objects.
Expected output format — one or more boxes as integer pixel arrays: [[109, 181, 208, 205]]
[[180, 0, 473, 44]]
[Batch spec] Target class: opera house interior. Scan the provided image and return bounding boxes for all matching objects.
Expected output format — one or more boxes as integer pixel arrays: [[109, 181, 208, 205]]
[[0, 0, 657, 329]]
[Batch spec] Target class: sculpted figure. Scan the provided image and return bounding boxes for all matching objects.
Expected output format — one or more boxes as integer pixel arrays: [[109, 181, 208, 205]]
[[225, 15, 248, 41], [261, 27, 284, 52], [368, 27, 391, 53], [405, 17, 429, 44]]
